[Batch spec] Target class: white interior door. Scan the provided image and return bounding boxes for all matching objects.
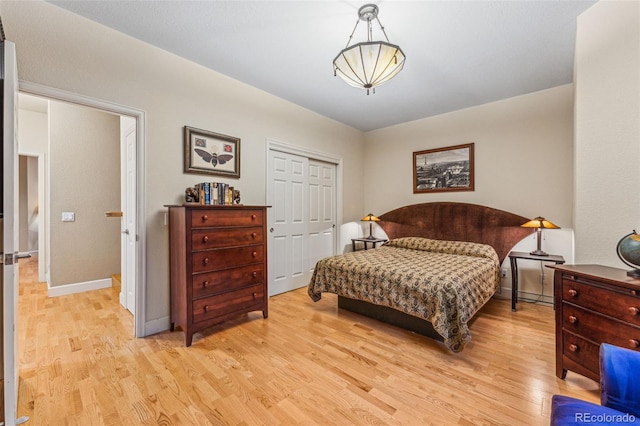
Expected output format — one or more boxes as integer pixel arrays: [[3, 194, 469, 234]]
[[268, 150, 309, 295], [307, 159, 336, 272], [120, 117, 136, 314], [2, 40, 22, 426]]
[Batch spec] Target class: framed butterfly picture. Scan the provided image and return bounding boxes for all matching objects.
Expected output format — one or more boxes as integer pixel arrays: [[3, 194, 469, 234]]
[[183, 126, 240, 178]]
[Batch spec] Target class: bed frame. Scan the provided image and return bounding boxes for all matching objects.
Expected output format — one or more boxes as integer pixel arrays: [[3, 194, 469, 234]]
[[338, 202, 531, 342]]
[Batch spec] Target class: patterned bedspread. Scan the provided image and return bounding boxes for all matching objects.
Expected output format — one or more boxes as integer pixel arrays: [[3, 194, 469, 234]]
[[307, 237, 501, 352]]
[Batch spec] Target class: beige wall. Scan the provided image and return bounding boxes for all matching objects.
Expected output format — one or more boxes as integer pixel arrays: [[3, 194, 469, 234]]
[[364, 85, 574, 224], [49, 102, 121, 286], [0, 0, 365, 324], [574, 0, 640, 266]]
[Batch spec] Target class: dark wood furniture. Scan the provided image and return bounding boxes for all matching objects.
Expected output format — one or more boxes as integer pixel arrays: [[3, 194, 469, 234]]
[[351, 237, 387, 251], [168, 204, 269, 346], [508, 251, 565, 311], [551, 264, 640, 381], [336, 202, 531, 340]]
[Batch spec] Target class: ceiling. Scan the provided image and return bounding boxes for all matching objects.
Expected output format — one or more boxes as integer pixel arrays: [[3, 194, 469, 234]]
[[46, 0, 596, 132]]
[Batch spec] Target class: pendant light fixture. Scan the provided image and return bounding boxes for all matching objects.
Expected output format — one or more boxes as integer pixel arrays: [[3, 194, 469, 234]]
[[333, 4, 406, 95]]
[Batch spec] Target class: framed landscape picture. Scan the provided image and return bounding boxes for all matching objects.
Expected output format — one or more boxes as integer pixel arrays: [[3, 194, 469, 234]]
[[184, 126, 240, 178], [413, 143, 474, 193]]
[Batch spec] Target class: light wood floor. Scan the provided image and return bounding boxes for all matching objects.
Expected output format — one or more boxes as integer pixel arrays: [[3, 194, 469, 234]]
[[16, 256, 599, 425]]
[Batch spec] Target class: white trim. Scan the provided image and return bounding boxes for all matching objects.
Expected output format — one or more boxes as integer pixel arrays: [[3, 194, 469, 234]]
[[47, 278, 112, 298], [19, 80, 148, 338], [144, 316, 170, 337]]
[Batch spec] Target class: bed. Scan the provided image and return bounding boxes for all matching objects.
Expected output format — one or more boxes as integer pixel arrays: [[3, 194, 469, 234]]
[[307, 202, 530, 352]]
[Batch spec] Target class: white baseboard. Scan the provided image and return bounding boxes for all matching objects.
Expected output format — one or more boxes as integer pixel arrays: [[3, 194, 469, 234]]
[[493, 286, 553, 306], [144, 316, 170, 337], [47, 277, 112, 297]]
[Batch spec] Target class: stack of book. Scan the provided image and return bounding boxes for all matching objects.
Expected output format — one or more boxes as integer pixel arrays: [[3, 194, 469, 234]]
[[195, 182, 235, 205]]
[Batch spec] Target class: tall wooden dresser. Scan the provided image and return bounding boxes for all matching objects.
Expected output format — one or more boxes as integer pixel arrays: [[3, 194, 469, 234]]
[[551, 264, 640, 381], [168, 204, 269, 346]]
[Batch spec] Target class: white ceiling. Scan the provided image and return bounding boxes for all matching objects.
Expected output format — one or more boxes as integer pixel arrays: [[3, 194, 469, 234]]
[[46, 0, 596, 132]]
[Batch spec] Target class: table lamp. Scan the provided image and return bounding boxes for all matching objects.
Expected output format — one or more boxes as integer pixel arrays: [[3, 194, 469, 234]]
[[521, 216, 560, 256], [361, 213, 380, 240]]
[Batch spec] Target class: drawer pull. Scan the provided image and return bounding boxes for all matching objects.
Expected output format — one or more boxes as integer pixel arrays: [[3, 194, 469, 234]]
[[251, 214, 257, 220], [630, 307, 640, 315], [203, 258, 209, 265], [568, 289, 578, 297], [568, 315, 578, 324], [201, 215, 208, 222], [203, 305, 209, 312], [252, 292, 257, 298], [633, 290, 638, 296], [203, 281, 209, 288], [251, 232, 257, 239], [202, 236, 209, 243], [629, 339, 640, 348], [252, 251, 257, 258], [569, 344, 579, 352], [252, 271, 258, 278]]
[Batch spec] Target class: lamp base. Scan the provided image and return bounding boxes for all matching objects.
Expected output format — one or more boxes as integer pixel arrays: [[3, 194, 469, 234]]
[[365, 235, 378, 240], [627, 269, 640, 278], [529, 249, 549, 256]]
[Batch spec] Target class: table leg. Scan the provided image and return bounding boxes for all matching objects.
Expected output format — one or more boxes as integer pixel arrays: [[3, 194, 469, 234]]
[[510, 257, 518, 311]]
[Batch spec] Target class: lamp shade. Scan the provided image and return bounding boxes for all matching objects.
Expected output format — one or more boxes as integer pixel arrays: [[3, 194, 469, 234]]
[[333, 42, 405, 93], [521, 217, 560, 229], [361, 213, 380, 222]]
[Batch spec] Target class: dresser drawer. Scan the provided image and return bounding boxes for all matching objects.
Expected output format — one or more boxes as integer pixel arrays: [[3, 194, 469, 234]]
[[192, 245, 264, 273], [562, 332, 599, 377], [192, 265, 265, 299], [193, 284, 264, 324], [562, 303, 640, 350], [563, 278, 640, 326], [191, 209, 264, 228], [191, 227, 264, 250]]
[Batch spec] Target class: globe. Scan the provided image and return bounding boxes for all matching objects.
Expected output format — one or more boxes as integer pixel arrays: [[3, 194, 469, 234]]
[[617, 230, 640, 277]]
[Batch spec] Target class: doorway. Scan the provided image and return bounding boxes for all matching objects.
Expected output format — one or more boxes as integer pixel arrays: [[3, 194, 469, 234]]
[[18, 83, 146, 338]]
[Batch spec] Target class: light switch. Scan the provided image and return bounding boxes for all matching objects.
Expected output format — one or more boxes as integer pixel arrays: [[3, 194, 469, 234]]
[[62, 212, 75, 222]]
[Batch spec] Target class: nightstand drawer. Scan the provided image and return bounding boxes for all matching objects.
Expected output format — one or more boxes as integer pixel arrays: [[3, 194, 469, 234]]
[[191, 226, 263, 250], [191, 209, 264, 228], [192, 245, 264, 273], [563, 278, 640, 326], [192, 265, 264, 299]]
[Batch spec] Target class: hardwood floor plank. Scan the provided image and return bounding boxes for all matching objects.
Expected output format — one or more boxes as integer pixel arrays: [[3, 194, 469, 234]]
[[16, 256, 600, 425]]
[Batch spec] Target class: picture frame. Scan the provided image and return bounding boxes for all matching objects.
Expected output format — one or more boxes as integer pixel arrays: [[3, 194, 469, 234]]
[[184, 126, 240, 178], [413, 143, 474, 193]]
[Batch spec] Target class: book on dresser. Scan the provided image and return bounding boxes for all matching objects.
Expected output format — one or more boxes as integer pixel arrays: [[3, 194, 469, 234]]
[[167, 204, 269, 346], [550, 264, 640, 381]]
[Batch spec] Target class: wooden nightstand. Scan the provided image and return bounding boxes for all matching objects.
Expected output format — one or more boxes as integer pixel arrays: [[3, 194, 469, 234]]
[[508, 251, 565, 311], [351, 237, 387, 251]]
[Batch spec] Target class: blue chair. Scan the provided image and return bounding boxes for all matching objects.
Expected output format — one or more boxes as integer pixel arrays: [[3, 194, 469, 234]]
[[551, 343, 640, 425]]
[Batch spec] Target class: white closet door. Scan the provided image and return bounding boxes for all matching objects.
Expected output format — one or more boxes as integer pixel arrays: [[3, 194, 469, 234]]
[[268, 150, 309, 295], [307, 159, 336, 274], [268, 148, 338, 296]]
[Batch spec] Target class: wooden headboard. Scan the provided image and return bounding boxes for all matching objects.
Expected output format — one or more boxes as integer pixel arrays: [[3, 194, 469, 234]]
[[378, 202, 531, 264]]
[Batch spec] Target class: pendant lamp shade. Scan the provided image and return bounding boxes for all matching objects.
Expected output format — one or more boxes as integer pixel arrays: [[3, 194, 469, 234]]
[[333, 4, 405, 95], [333, 42, 406, 93]]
